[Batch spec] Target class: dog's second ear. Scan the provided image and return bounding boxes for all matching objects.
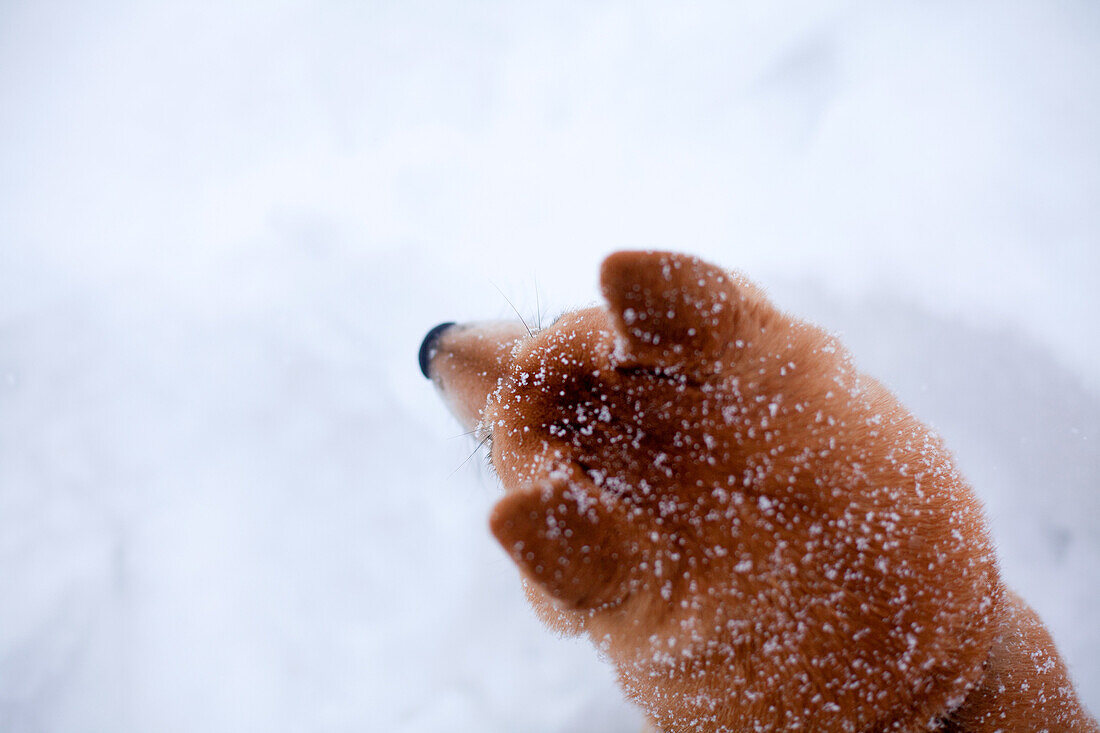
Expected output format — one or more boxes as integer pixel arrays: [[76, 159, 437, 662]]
[[489, 477, 641, 610], [600, 250, 751, 371]]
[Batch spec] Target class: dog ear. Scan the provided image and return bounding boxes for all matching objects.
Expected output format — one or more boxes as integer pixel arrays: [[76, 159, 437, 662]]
[[489, 477, 641, 610], [600, 250, 750, 370]]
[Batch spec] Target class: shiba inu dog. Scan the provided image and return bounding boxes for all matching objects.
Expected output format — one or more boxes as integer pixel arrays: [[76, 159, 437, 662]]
[[419, 251, 1096, 732]]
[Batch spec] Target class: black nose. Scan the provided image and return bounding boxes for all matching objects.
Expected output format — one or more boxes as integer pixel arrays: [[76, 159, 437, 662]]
[[418, 322, 455, 378]]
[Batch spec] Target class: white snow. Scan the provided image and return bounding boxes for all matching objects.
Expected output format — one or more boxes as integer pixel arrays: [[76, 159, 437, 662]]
[[1, 1, 1097, 731]]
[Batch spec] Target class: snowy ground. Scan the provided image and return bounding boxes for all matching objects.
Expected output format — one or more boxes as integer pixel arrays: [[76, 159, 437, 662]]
[[1, 2, 1098, 731]]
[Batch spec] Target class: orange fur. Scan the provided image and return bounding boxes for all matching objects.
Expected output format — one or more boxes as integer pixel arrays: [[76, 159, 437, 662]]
[[423, 251, 1096, 732]]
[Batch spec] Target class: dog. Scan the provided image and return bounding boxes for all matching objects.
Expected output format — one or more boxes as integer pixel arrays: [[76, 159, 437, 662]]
[[419, 251, 1097, 732]]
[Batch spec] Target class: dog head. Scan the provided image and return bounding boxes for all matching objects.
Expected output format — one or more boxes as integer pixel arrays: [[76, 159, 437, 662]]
[[420, 251, 999, 731]]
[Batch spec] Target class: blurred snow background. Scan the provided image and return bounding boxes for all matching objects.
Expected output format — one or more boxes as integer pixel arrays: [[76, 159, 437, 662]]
[[1, 1, 1098, 731]]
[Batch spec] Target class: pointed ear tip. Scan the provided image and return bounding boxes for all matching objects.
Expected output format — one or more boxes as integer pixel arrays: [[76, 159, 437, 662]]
[[600, 250, 732, 281], [598, 250, 637, 286], [487, 482, 563, 542], [488, 494, 522, 549], [599, 250, 673, 296], [600, 249, 684, 269], [600, 250, 746, 310]]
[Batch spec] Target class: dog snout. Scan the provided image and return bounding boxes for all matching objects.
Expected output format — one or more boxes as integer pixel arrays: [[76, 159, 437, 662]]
[[418, 322, 456, 378]]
